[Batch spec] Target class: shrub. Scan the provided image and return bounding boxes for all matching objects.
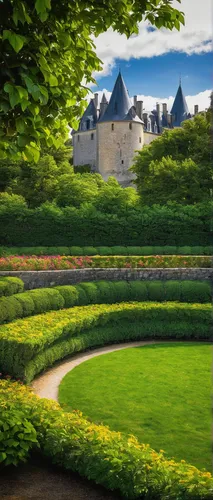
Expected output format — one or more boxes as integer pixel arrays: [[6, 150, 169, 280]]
[[164, 281, 181, 302], [69, 246, 84, 255], [96, 246, 113, 255], [147, 281, 165, 301], [129, 281, 148, 301], [138, 246, 154, 255], [14, 293, 35, 316], [0, 277, 24, 297], [1, 380, 213, 498], [204, 246, 213, 255], [82, 246, 98, 256], [177, 246, 192, 255], [94, 281, 117, 303], [113, 281, 131, 301], [74, 285, 88, 305], [0, 296, 23, 322], [110, 246, 128, 255], [0, 406, 38, 466], [181, 281, 212, 303], [55, 286, 78, 308], [163, 246, 177, 254], [77, 282, 99, 303], [29, 289, 64, 313]]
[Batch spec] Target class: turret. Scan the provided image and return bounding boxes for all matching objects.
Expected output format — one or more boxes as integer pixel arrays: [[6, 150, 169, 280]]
[[171, 82, 189, 127], [99, 93, 108, 118], [97, 71, 144, 186]]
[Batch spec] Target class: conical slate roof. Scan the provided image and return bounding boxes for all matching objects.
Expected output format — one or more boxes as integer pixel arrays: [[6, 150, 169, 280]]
[[171, 84, 189, 127], [79, 99, 98, 131], [99, 71, 143, 123], [101, 93, 108, 104]]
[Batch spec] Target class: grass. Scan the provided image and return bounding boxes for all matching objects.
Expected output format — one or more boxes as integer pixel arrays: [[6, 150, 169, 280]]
[[59, 342, 212, 471]]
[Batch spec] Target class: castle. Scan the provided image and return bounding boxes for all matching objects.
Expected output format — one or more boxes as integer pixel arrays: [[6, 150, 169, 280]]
[[73, 72, 199, 187]]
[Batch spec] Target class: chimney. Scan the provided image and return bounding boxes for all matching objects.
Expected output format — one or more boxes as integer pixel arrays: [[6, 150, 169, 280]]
[[167, 113, 172, 126], [156, 103, 161, 117], [163, 103, 167, 116], [94, 93, 98, 109], [136, 100, 143, 120], [143, 112, 148, 129], [134, 95, 137, 109], [194, 104, 199, 115]]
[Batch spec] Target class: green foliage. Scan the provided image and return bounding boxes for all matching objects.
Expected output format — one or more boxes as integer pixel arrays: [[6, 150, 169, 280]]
[[1, 245, 212, 256], [0, 380, 212, 499], [54, 285, 78, 308], [0, 406, 38, 467], [73, 164, 91, 174], [0, 1, 184, 160], [0, 301, 211, 381], [132, 114, 212, 204], [0, 200, 211, 246], [0, 277, 24, 297]]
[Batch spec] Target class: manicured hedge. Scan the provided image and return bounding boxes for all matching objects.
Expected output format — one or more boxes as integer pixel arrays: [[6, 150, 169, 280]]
[[0, 302, 211, 381], [0, 276, 24, 297], [0, 203, 211, 246], [1, 380, 213, 499], [0, 280, 211, 324], [0, 245, 212, 256]]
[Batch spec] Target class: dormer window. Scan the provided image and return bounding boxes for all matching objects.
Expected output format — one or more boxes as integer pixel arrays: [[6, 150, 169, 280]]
[[111, 123, 114, 131], [129, 123, 132, 130]]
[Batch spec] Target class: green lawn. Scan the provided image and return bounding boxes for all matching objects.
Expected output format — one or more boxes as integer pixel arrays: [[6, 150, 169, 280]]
[[59, 343, 212, 471]]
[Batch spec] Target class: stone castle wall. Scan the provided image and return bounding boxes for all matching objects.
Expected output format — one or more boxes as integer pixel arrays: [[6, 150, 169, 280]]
[[96, 121, 144, 185], [73, 129, 96, 169], [144, 131, 159, 145]]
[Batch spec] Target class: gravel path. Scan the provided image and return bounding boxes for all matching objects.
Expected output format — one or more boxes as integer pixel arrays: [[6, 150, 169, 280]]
[[31, 340, 156, 400]]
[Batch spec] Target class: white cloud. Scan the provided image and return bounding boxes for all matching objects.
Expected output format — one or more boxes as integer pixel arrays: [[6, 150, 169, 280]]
[[90, 88, 211, 115], [92, 0, 212, 78]]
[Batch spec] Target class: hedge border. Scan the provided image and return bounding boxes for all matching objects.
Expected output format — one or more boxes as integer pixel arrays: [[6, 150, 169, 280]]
[[0, 279, 211, 324], [0, 245, 212, 257], [0, 378, 213, 499], [0, 301, 211, 382]]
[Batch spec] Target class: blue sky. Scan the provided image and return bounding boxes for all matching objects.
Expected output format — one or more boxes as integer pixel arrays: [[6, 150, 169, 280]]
[[90, 0, 212, 113], [93, 52, 212, 98]]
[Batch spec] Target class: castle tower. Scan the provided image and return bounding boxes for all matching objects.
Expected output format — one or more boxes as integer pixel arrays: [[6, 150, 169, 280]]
[[96, 71, 144, 186], [171, 82, 189, 127]]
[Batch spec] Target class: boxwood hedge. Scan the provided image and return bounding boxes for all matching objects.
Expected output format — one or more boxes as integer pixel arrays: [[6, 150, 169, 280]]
[[0, 302, 211, 382], [0, 280, 211, 324]]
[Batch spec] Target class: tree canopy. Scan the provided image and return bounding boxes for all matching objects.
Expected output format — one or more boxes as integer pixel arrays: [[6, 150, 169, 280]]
[[131, 113, 213, 205], [0, 0, 184, 161]]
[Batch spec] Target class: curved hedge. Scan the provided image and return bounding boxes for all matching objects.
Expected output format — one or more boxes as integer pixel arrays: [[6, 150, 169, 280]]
[[1, 380, 213, 499], [0, 301, 211, 382], [0, 280, 211, 324], [0, 245, 212, 257], [0, 276, 24, 297]]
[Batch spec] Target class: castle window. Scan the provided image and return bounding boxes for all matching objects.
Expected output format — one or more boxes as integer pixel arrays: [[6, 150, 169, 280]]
[[91, 133, 94, 140], [121, 160, 124, 164], [111, 123, 114, 131], [129, 123, 132, 130], [139, 137, 141, 143], [78, 135, 80, 142]]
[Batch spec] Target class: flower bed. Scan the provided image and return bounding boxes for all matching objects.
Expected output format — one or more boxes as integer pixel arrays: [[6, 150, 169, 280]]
[[0, 301, 210, 382], [0, 254, 211, 271], [0, 380, 213, 499]]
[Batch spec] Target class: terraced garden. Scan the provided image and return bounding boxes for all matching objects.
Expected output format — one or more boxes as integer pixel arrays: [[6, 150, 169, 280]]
[[0, 249, 212, 499]]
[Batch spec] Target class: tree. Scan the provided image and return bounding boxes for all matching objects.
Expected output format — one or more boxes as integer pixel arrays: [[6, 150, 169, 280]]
[[0, 0, 184, 161], [131, 113, 213, 205]]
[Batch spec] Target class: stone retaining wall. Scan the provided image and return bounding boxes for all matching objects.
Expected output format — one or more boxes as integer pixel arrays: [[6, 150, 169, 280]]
[[0, 268, 212, 290]]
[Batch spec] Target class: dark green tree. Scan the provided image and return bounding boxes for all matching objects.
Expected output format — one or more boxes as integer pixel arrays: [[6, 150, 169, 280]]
[[131, 113, 212, 204], [0, 0, 184, 161]]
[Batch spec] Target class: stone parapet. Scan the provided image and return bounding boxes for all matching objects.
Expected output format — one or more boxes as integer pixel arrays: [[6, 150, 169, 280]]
[[0, 268, 212, 290]]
